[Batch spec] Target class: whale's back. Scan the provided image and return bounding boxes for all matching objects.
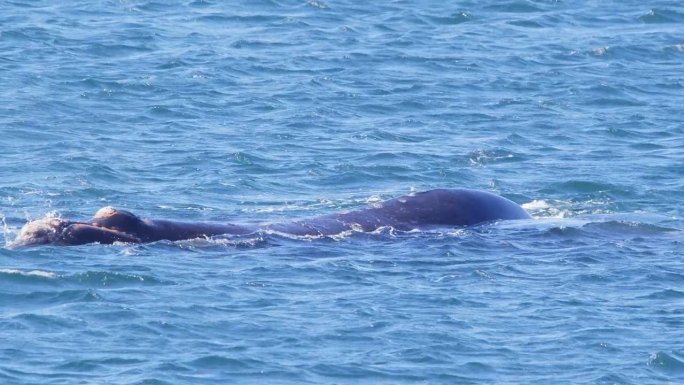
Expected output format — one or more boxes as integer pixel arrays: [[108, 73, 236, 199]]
[[378, 189, 530, 229]]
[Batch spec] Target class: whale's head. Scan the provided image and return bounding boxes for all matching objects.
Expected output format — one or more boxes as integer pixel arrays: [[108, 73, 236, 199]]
[[13, 217, 71, 246], [13, 207, 145, 246]]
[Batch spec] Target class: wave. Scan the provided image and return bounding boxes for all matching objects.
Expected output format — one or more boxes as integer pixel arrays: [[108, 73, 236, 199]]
[[639, 9, 684, 24], [0, 268, 171, 288], [0, 268, 57, 280], [649, 351, 684, 377], [511, 217, 681, 244]]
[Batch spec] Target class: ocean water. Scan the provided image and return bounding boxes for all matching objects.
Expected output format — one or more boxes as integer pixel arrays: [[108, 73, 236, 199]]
[[1, 0, 683, 383]]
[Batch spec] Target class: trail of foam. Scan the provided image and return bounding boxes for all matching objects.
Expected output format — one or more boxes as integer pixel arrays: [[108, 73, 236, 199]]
[[0, 268, 58, 279]]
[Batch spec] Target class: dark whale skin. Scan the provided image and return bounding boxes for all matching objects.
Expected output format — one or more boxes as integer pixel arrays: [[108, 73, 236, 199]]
[[15, 189, 530, 246]]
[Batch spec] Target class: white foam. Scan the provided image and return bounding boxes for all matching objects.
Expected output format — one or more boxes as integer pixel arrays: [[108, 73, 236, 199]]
[[1, 213, 11, 244], [365, 194, 384, 204], [522, 200, 550, 210], [522, 200, 570, 219], [0, 269, 57, 278], [176, 235, 267, 248]]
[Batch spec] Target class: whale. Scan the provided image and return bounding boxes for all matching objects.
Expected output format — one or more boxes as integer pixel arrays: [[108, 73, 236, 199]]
[[14, 189, 530, 246]]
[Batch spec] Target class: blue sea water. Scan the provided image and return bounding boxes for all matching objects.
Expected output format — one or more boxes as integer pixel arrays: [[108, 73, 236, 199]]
[[1, 0, 683, 383]]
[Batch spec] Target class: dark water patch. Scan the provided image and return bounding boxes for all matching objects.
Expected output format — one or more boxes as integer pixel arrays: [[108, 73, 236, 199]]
[[0, 289, 101, 308], [567, 255, 603, 265], [65, 77, 155, 94], [532, 219, 677, 244], [648, 351, 684, 377], [397, 346, 459, 365], [507, 19, 544, 28], [83, 163, 130, 184], [604, 127, 640, 138], [1, 28, 51, 42], [586, 97, 646, 107], [543, 181, 630, 195], [581, 220, 677, 237], [12, 313, 86, 332], [187, 355, 265, 371], [66, 271, 171, 288], [54, 356, 144, 372], [489, 97, 534, 108], [351, 128, 429, 143], [308, 362, 423, 381], [640, 289, 684, 300], [134, 379, 174, 385], [427, 11, 473, 25], [575, 273, 613, 283], [84, 43, 153, 58], [485, 1, 544, 13], [0, 267, 170, 295], [0, 370, 20, 383], [147, 105, 200, 120], [197, 13, 285, 25], [642, 270, 684, 285], [576, 83, 646, 107], [231, 39, 299, 50], [639, 9, 684, 24], [503, 132, 534, 145], [134, 1, 175, 13], [155, 361, 191, 373], [156, 59, 189, 70]]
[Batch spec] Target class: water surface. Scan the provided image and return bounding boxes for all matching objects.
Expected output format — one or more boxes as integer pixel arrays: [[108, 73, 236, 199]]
[[1, 1, 683, 384]]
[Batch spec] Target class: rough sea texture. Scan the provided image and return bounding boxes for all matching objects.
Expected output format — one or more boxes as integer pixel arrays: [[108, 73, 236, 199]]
[[1, 1, 683, 384]]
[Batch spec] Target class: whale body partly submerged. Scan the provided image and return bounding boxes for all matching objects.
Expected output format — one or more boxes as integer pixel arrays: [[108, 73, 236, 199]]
[[14, 189, 530, 246]]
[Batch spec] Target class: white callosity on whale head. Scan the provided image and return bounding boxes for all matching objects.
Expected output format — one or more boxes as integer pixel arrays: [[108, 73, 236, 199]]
[[12, 217, 65, 247]]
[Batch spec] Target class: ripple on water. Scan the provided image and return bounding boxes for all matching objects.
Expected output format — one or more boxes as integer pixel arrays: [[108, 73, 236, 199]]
[[11, 313, 87, 332], [0, 289, 101, 308], [0, 268, 172, 293], [66, 271, 172, 288], [639, 9, 684, 24]]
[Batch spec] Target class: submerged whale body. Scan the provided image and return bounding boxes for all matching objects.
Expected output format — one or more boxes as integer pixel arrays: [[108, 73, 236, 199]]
[[14, 189, 530, 246]]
